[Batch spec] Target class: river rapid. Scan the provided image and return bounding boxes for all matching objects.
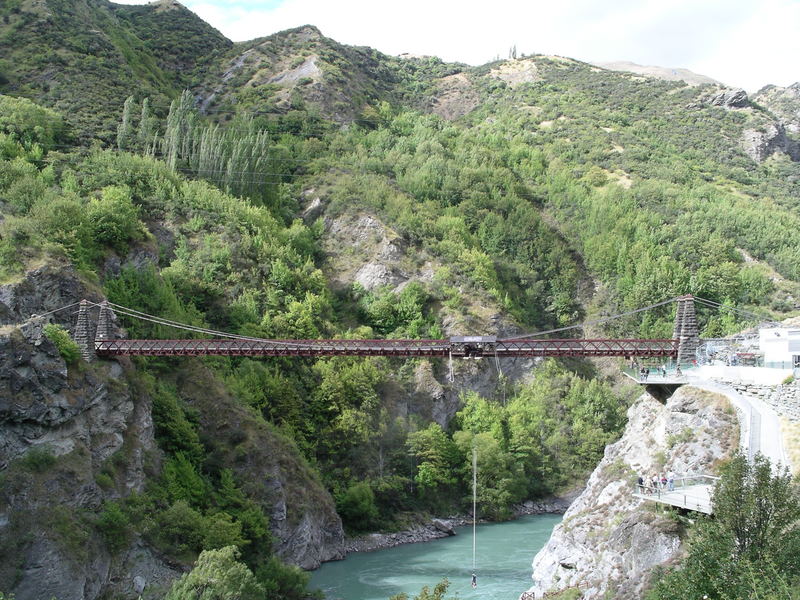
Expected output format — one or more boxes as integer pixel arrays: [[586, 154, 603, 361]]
[[310, 514, 562, 600]]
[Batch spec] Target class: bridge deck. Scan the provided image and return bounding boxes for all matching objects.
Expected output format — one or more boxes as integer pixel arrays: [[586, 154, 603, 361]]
[[94, 338, 678, 358]]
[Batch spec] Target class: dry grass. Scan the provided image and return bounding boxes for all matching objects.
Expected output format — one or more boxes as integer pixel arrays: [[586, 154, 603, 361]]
[[780, 417, 800, 477]]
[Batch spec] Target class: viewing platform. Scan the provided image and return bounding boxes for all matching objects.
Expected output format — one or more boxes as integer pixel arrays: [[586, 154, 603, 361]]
[[632, 474, 719, 514], [622, 366, 691, 385]]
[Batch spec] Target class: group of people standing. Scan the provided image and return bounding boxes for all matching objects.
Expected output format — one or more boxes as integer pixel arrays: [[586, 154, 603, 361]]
[[629, 360, 669, 381], [637, 471, 676, 493]]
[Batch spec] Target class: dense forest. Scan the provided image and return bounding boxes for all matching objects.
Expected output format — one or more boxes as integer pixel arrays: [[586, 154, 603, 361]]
[[1, 1, 800, 598]]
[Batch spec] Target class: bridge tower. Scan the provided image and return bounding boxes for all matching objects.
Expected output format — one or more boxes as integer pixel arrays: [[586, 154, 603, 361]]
[[96, 301, 113, 342], [673, 294, 699, 365], [74, 299, 94, 362]]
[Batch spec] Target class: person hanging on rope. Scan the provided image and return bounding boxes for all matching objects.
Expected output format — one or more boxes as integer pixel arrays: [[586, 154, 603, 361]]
[[471, 572, 477, 589]]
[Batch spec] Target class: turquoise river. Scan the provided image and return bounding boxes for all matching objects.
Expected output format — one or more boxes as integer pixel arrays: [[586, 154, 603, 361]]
[[310, 513, 561, 600]]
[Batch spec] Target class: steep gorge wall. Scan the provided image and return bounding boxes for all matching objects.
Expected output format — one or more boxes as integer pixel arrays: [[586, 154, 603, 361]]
[[524, 386, 738, 599], [0, 264, 344, 599]]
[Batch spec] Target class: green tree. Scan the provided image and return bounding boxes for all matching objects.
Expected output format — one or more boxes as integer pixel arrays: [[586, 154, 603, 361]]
[[117, 95, 135, 151], [162, 452, 208, 507], [201, 512, 247, 552], [254, 555, 322, 600], [407, 424, 459, 500], [164, 546, 264, 600], [647, 452, 800, 600], [336, 482, 379, 531]]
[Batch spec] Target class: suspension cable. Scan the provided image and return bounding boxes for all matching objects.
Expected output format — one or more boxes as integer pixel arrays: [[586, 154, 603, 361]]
[[85, 301, 310, 347], [501, 296, 681, 340], [28, 301, 84, 320], [693, 297, 776, 323]]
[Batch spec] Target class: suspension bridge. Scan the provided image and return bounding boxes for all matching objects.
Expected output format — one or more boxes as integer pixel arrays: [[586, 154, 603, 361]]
[[41, 292, 781, 517], [67, 295, 708, 363]]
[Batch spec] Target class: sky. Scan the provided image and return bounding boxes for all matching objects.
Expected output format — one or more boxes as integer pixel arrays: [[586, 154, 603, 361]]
[[114, 0, 799, 92]]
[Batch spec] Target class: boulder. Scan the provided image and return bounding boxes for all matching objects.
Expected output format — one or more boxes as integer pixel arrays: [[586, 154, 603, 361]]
[[432, 518, 455, 536], [707, 88, 749, 108]]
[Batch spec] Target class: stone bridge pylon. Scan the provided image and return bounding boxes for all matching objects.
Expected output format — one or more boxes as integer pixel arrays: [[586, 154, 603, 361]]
[[673, 294, 700, 366], [74, 300, 115, 361]]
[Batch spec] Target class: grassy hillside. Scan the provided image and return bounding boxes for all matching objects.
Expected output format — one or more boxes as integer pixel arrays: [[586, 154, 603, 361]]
[[0, 0, 221, 140], [112, 0, 232, 86]]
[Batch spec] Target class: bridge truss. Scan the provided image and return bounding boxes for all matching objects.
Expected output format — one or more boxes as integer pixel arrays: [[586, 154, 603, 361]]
[[93, 336, 678, 359]]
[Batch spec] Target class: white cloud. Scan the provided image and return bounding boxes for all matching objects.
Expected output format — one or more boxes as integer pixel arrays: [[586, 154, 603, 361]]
[[113, 0, 798, 91]]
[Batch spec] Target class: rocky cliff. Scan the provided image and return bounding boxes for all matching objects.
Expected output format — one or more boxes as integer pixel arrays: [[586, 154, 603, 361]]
[[524, 386, 738, 600], [0, 263, 344, 599]]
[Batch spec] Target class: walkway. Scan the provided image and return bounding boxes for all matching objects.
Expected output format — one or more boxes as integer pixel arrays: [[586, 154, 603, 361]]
[[632, 377, 792, 514], [685, 377, 790, 469], [631, 476, 718, 515]]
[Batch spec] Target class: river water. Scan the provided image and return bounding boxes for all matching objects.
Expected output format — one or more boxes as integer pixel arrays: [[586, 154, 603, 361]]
[[310, 514, 561, 600]]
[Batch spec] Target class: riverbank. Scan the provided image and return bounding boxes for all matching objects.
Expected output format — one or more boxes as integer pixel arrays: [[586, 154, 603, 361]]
[[343, 494, 576, 555]]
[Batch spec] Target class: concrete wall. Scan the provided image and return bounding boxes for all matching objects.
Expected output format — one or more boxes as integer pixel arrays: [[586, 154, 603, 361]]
[[694, 365, 793, 385]]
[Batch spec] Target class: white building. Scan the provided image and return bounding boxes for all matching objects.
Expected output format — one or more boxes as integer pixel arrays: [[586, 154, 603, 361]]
[[759, 327, 800, 369]]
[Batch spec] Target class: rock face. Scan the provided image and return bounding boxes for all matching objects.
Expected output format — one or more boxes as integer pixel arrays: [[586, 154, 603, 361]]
[[708, 88, 749, 109], [524, 386, 738, 600], [432, 73, 481, 120], [0, 323, 167, 599], [0, 264, 346, 597], [754, 82, 800, 135], [322, 212, 411, 292], [741, 121, 800, 162], [173, 362, 345, 569]]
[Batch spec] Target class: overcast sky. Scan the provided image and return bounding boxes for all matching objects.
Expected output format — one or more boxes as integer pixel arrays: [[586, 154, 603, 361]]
[[115, 0, 798, 92]]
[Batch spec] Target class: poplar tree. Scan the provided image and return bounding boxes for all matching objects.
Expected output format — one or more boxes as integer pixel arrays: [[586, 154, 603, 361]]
[[116, 95, 135, 151]]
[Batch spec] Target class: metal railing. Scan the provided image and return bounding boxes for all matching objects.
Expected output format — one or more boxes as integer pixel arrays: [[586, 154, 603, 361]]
[[633, 474, 718, 514]]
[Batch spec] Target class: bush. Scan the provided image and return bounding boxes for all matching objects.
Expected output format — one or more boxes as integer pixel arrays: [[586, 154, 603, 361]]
[[336, 482, 379, 532], [255, 555, 321, 600], [96, 501, 131, 553], [20, 446, 56, 472], [43, 323, 81, 363], [82, 185, 144, 253], [201, 511, 247, 551], [164, 546, 264, 600], [154, 500, 205, 556]]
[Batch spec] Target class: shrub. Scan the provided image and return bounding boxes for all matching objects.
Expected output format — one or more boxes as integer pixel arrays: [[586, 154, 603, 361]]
[[336, 482, 379, 531], [164, 546, 264, 600], [96, 501, 131, 553], [43, 323, 81, 363], [20, 446, 56, 472], [82, 185, 144, 253], [154, 500, 205, 556], [201, 511, 247, 551]]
